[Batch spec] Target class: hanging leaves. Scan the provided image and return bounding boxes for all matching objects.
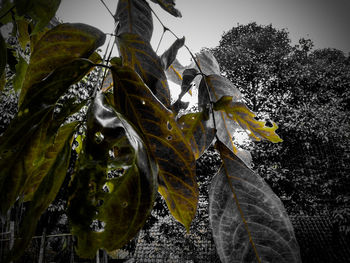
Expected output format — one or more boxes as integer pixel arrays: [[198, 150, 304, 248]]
[[111, 62, 198, 230], [210, 141, 301, 263], [0, 59, 94, 215], [19, 22, 106, 106], [115, 0, 154, 42], [8, 122, 77, 262], [116, 32, 171, 107], [68, 93, 158, 258]]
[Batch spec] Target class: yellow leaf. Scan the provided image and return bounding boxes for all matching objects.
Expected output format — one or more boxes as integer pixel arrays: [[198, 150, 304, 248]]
[[217, 100, 283, 143]]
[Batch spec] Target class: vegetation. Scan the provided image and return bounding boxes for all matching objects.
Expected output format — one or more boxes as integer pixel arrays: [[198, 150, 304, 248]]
[[0, 1, 303, 262], [211, 23, 350, 233]]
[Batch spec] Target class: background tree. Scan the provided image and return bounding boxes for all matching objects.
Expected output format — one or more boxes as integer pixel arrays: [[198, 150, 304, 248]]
[[211, 22, 350, 233]]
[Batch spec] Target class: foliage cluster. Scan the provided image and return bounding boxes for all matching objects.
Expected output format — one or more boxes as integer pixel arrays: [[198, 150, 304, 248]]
[[0, 1, 302, 262]]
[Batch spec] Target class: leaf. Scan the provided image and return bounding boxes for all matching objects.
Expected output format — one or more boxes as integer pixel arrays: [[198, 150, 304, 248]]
[[0, 32, 6, 82], [14, 0, 61, 34], [115, 0, 153, 42], [12, 54, 28, 92], [209, 141, 301, 263], [19, 22, 106, 106], [68, 93, 158, 258], [165, 50, 220, 87], [0, 1, 14, 24], [172, 68, 198, 111], [16, 18, 30, 49], [177, 110, 215, 159], [215, 99, 283, 143], [160, 37, 185, 69], [20, 58, 94, 112], [111, 63, 198, 230], [198, 74, 243, 155], [116, 33, 171, 107], [149, 0, 182, 17], [0, 59, 94, 215], [9, 122, 77, 262], [194, 50, 221, 75]]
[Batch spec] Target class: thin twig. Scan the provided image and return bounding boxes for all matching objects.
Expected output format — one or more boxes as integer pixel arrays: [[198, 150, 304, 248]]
[[98, 0, 115, 19]]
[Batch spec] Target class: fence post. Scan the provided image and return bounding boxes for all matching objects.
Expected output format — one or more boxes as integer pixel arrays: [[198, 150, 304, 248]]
[[38, 227, 46, 263], [9, 220, 14, 263]]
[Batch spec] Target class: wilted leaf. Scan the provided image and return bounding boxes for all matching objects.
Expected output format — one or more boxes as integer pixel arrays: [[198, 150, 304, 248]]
[[9, 122, 77, 262], [111, 63, 197, 230], [15, 0, 61, 34], [13, 55, 28, 92], [19, 22, 106, 106], [68, 93, 158, 258], [116, 33, 171, 107], [210, 141, 301, 263], [160, 37, 185, 69], [215, 99, 283, 143], [115, 0, 153, 42], [177, 110, 215, 159], [149, 0, 182, 17]]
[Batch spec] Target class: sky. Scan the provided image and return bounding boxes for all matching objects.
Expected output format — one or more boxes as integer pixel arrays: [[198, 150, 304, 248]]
[[56, 0, 350, 65]]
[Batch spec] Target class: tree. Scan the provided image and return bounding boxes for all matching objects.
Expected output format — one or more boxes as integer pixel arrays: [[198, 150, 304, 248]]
[[211, 23, 350, 233], [0, 1, 301, 262]]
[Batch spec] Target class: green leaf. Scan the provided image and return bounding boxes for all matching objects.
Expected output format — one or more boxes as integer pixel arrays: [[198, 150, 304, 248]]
[[0, 32, 7, 82], [111, 63, 197, 230], [9, 122, 77, 262], [68, 93, 158, 258], [177, 110, 215, 159], [160, 37, 185, 69], [149, 0, 182, 17], [16, 18, 30, 49], [13, 54, 28, 92], [210, 141, 301, 263], [0, 1, 14, 24], [115, 0, 153, 42], [20, 58, 94, 112], [19, 22, 106, 106], [116, 33, 171, 107], [0, 59, 94, 215], [14, 0, 61, 34], [215, 99, 283, 143]]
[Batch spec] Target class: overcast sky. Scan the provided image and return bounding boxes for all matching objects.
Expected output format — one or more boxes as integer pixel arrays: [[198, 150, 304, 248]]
[[57, 0, 350, 64]]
